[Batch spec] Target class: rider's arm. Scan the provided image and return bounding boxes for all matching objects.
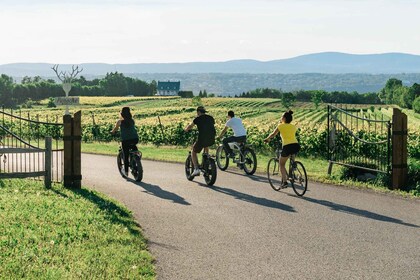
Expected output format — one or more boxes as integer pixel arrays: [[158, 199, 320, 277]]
[[111, 120, 121, 134], [184, 122, 195, 132], [218, 126, 228, 139], [264, 127, 279, 142]]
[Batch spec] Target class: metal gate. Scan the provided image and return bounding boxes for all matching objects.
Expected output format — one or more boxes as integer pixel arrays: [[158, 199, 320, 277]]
[[0, 108, 64, 184], [327, 104, 391, 175]]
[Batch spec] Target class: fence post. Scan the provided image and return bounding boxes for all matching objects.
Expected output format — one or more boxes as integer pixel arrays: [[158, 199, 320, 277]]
[[63, 114, 72, 188], [73, 111, 82, 189], [44, 137, 52, 189], [391, 108, 408, 190]]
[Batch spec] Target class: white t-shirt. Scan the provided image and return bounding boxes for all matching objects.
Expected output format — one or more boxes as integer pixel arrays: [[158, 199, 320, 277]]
[[226, 117, 247, 137]]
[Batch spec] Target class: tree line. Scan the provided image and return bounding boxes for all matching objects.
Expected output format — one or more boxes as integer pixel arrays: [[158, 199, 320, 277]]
[[0, 72, 157, 107]]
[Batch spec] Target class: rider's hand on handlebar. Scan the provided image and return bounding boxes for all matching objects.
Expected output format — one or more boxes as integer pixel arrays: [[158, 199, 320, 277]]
[[264, 138, 270, 143]]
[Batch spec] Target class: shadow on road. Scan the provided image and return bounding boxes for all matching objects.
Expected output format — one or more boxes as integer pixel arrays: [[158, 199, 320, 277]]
[[224, 170, 270, 184], [129, 179, 191, 206], [302, 196, 419, 228], [200, 183, 295, 212]]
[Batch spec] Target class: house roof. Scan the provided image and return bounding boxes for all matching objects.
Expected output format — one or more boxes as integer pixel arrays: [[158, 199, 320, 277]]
[[158, 81, 180, 91]]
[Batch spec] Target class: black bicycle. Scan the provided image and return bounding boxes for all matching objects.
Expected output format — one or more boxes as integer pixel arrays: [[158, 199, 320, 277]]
[[117, 143, 143, 182], [185, 151, 217, 186], [267, 148, 307, 196], [216, 140, 257, 175]]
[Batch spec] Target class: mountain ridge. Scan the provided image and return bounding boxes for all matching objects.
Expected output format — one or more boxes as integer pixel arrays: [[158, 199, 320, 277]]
[[1, 52, 420, 76]]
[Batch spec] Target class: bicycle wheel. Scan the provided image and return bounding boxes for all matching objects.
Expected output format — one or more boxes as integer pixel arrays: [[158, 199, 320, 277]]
[[290, 161, 308, 196], [185, 154, 195, 181], [242, 148, 257, 175], [131, 155, 143, 182], [204, 158, 217, 186], [267, 157, 283, 191], [117, 151, 125, 177], [216, 145, 229, 171]]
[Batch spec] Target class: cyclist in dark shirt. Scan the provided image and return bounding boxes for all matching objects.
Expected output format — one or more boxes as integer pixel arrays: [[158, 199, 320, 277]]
[[111, 107, 139, 177], [184, 106, 216, 176]]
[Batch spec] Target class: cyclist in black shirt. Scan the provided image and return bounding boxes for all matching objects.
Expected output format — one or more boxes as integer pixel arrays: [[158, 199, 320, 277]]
[[184, 106, 216, 176]]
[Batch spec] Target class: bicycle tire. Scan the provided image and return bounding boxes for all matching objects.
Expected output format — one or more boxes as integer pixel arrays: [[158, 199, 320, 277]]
[[215, 145, 229, 171], [204, 158, 217, 186], [267, 157, 282, 191], [185, 154, 195, 181], [243, 147, 257, 175], [290, 161, 308, 196], [131, 155, 143, 182], [117, 151, 125, 177]]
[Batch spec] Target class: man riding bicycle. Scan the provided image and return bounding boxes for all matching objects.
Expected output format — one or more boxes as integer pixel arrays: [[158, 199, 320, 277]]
[[184, 106, 216, 176], [218, 110, 247, 158]]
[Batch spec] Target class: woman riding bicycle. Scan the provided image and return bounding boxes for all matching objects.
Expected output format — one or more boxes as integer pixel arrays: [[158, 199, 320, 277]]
[[264, 110, 300, 188], [111, 107, 139, 177]]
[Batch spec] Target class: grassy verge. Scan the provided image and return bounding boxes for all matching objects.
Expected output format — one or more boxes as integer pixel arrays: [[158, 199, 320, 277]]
[[82, 142, 417, 197], [0, 179, 155, 279]]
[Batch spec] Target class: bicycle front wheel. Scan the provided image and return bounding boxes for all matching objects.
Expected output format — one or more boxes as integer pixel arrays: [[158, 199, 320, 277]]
[[204, 158, 217, 186], [216, 145, 229, 171], [242, 148, 257, 175], [290, 161, 308, 196], [267, 157, 282, 191], [185, 154, 195, 181]]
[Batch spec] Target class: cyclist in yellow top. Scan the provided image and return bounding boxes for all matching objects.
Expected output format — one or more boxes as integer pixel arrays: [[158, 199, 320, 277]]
[[264, 110, 300, 188]]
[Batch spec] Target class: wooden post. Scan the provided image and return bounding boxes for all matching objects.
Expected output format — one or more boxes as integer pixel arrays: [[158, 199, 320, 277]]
[[44, 137, 52, 189], [63, 114, 72, 188], [73, 111, 82, 189], [391, 108, 408, 190], [63, 111, 82, 189]]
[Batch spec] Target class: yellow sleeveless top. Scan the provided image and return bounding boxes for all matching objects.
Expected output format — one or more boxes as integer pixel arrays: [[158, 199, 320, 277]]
[[277, 123, 298, 146]]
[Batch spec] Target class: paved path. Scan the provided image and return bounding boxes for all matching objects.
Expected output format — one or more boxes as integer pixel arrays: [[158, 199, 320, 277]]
[[82, 154, 420, 280]]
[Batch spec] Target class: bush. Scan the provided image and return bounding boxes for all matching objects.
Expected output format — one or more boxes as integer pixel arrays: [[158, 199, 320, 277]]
[[413, 96, 420, 113], [47, 97, 56, 108]]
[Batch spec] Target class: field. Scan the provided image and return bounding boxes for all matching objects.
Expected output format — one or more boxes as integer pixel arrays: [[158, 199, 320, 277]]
[[11, 96, 418, 160]]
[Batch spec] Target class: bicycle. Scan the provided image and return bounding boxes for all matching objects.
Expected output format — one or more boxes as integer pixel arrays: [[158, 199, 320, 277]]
[[185, 151, 217, 186], [117, 143, 143, 182], [267, 147, 307, 196], [215, 140, 257, 175]]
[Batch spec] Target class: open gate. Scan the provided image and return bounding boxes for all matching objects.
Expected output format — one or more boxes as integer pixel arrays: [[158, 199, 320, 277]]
[[0, 108, 63, 187]]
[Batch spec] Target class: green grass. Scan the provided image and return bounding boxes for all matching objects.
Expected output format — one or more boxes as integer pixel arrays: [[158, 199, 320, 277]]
[[0, 179, 155, 279]]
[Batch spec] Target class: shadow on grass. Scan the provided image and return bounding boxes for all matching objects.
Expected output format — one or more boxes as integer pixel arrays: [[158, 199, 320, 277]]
[[127, 178, 190, 206], [53, 186, 143, 236], [199, 182, 295, 212], [302, 196, 419, 228]]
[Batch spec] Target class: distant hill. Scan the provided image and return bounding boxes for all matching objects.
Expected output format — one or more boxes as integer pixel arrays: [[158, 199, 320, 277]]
[[1, 52, 420, 76]]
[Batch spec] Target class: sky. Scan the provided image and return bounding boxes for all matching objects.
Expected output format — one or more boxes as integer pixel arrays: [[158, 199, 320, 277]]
[[0, 0, 419, 64]]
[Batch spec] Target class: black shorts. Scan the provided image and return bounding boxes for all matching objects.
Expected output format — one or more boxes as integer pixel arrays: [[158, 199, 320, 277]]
[[193, 139, 214, 153], [281, 143, 300, 157]]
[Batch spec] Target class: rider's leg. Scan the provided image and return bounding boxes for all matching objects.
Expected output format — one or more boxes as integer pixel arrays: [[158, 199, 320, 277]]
[[203, 147, 209, 154], [222, 136, 235, 156], [192, 149, 199, 168], [279, 155, 289, 185], [122, 140, 130, 174]]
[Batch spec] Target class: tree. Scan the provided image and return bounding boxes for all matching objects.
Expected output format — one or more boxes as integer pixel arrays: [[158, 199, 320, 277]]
[[311, 90, 325, 109], [378, 78, 403, 104], [0, 74, 14, 106], [281, 92, 295, 108], [99, 72, 128, 96]]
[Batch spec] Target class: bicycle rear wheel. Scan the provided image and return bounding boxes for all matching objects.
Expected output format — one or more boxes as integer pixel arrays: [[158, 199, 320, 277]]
[[216, 145, 229, 171], [290, 161, 308, 196], [131, 155, 143, 182], [185, 154, 195, 181], [267, 158, 282, 191], [117, 151, 125, 177], [242, 147, 257, 175], [204, 158, 217, 186]]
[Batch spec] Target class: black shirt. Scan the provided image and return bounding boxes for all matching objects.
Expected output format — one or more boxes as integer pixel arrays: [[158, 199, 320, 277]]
[[193, 114, 216, 144]]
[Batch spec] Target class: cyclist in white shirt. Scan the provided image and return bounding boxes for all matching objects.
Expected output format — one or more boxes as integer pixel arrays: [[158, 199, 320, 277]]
[[218, 110, 247, 158]]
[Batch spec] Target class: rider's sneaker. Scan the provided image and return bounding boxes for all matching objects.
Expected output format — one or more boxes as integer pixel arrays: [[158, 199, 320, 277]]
[[191, 168, 200, 176], [228, 153, 235, 158], [281, 181, 288, 189]]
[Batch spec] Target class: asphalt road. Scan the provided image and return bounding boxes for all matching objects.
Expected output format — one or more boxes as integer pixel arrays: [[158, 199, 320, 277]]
[[82, 153, 420, 280]]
